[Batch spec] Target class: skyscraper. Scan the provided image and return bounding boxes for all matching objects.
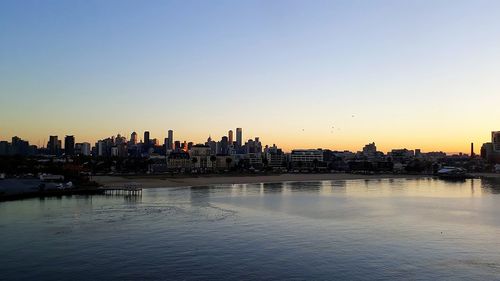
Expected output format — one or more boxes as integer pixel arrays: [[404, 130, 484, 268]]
[[144, 131, 150, 146], [130, 132, 138, 145], [168, 130, 173, 150], [47, 136, 61, 155], [228, 130, 234, 144], [64, 135, 75, 156], [236, 128, 242, 147]]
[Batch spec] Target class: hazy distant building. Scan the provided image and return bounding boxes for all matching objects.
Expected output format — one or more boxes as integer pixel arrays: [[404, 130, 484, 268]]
[[11, 136, 31, 156], [64, 135, 75, 156], [415, 149, 422, 158], [228, 130, 234, 144], [47, 136, 61, 155], [389, 149, 414, 163], [167, 130, 174, 150], [244, 137, 262, 154], [265, 144, 285, 168], [218, 136, 229, 155], [205, 136, 217, 155], [151, 138, 159, 146], [144, 131, 150, 147], [0, 141, 9, 155], [493, 131, 500, 152], [130, 132, 138, 145], [236, 128, 242, 147], [75, 142, 91, 156], [163, 138, 170, 153], [291, 149, 323, 168], [362, 142, 377, 155]]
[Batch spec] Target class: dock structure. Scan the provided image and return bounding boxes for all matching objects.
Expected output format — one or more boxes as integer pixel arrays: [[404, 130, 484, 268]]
[[102, 182, 142, 196]]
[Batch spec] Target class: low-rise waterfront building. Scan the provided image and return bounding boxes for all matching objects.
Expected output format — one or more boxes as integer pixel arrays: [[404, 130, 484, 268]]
[[290, 149, 323, 169]]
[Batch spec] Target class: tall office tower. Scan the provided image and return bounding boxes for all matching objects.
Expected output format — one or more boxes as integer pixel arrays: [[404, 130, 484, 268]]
[[470, 143, 475, 157], [254, 137, 262, 153], [228, 130, 234, 144], [64, 135, 75, 155], [168, 130, 173, 150], [174, 141, 181, 151], [144, 131, 150, 146], [236, 128, 242, 147], [492, 131, 500, 152], [47, 136, 60, 155], [130, 132, 138, 145]]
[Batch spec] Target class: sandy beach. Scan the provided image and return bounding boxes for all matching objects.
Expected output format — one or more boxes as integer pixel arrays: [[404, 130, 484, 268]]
[[94, 173, 430, 188]]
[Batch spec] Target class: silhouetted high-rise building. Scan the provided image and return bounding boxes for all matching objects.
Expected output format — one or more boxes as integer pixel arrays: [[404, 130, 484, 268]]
[[64, 135, 75, 156], [228, 130, 234, 144], [219, 136, 229, 155], [0, 141, 10, 156], [75, 142, 91, 156], [144, 131, 150, 146], [11, 136, 31, 156], [174, 140, 181, 151], [130, 132, 138, 145], [168, 130, 173, 150], [47, 136, 61, 155], [205, 135, 217, 155], [362, 142, 377, 155], [236, 128, 242, 147]]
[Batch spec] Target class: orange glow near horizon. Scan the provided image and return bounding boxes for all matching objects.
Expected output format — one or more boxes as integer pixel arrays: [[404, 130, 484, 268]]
[[0, 123, 494, 155]]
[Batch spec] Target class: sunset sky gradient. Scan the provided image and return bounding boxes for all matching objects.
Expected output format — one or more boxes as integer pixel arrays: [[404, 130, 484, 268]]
[[1, 0, 499, 153]]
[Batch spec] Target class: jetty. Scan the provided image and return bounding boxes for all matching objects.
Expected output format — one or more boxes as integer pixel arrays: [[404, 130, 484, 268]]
[[101, 182, 142, 196]]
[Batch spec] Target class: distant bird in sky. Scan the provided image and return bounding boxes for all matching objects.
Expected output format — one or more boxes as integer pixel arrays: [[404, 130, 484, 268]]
[[351, 114, 355, 118]]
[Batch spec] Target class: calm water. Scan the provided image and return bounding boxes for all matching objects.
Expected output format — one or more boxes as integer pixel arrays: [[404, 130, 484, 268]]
[[2, 178, 500, 280]]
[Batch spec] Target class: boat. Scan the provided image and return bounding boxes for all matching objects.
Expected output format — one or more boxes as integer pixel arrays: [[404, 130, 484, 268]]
[[436, 167, 471, 180]]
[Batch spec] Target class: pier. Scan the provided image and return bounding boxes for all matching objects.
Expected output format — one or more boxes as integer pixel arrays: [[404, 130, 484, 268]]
[[101, 183, 143, 196]]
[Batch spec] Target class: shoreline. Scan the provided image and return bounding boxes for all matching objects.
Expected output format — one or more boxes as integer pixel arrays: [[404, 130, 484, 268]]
[[94, 173, 432, 189]]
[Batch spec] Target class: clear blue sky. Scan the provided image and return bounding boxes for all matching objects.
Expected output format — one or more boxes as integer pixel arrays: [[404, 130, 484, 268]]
[[1, 0, 499, 152]]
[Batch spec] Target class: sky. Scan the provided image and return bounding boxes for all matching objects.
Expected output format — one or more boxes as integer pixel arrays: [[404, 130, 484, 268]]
[[1, 0, 499, 153]]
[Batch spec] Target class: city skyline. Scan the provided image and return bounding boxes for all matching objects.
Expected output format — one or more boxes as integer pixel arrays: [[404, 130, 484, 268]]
[[0, 127, 495, 155], [2, 1, 500, 153]]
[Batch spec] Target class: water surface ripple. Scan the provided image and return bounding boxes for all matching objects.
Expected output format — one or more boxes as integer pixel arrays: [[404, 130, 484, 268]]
[[1, 178, 500, 280]]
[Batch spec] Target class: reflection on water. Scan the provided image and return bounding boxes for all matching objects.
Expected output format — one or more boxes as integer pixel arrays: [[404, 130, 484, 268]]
[[1, 178, 500, 281]]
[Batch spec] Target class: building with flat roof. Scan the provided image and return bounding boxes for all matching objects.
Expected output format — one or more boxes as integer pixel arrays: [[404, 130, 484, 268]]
[[291, 149, 323, 168], [236, 128, 242, 147], [64, 135, 75, 156], [492, 131, 500, 152]]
